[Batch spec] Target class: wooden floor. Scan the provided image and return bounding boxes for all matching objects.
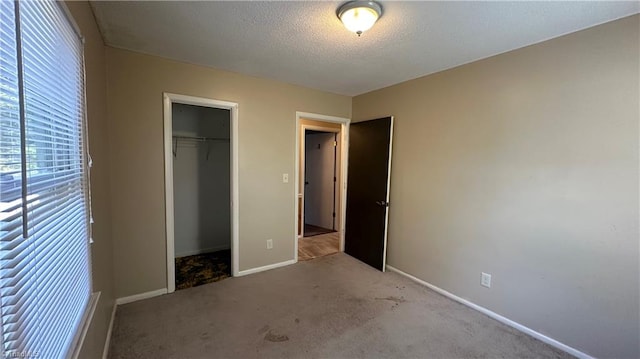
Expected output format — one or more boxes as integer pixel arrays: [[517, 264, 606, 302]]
[[298, 232, 340, 261], [304, 223, 334, 237]]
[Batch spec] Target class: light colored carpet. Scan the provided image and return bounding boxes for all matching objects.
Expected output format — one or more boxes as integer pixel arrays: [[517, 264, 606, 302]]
[[109, 254, 572, 359], [298, 232, 340, 261]]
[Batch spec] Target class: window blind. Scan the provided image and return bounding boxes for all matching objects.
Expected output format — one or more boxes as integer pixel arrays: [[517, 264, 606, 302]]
[[0, 1, 91, 358]]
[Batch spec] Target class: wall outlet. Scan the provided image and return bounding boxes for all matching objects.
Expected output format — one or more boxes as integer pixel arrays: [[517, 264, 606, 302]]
[[481, 272, 492, 288], [266, 239, 273, 249], [282, 173, 289, 183]]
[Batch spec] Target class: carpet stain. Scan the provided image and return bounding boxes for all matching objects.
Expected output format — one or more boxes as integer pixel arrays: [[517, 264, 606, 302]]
[[265, 330, 289, 342], [258, 325, 270, 334], [348, 297, 367, 304], [375, 296, 406, 304], [295, 318, 300, 324]]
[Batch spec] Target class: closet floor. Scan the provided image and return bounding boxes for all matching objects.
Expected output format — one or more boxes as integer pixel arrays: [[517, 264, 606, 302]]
[[175, 249, 231, 290]]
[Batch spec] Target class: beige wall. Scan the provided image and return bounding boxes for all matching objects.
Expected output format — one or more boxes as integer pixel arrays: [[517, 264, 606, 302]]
[[106, 48, 351, 297], [65, 2, 115, 359], [353, 15, 639, 359]]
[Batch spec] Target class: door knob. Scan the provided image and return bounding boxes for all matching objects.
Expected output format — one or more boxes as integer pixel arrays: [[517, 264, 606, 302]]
[[376, 200, 389, 207]]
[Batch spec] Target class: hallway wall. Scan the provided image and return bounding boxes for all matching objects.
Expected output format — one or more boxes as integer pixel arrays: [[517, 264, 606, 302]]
[[304, 132, 336, 230], [298, 120, 342, 237]]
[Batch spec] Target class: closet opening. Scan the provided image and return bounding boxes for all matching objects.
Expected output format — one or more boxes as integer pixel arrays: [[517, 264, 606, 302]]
[[164, 94, 239, 293]]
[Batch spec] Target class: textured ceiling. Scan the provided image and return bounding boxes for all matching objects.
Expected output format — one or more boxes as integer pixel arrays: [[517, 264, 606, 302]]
[[91, 1, 639, 96]]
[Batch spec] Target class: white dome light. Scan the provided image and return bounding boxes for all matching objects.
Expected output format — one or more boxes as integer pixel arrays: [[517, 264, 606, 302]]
[[337, 1, 383, 37]]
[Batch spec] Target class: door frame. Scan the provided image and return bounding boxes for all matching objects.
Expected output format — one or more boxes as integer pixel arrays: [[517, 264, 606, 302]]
[[381, 116, 394, 271], [163, 93, 240, 293], [295, 112, 350, 262], [300, 126, 340, 237]]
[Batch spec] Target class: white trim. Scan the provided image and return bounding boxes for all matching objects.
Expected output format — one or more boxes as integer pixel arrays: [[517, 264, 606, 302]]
[[297, 194, 303, 240], [381, 116, 394, 272], [68, 292, 100, 359], [58, 1, 84, 42], [163, 93, 240, 295], [299, 129, 306, 238], [115, 288, 168, 306], [236, 259, 296, 277], [231, 99, 240, 278], [297, 112, 351, 124], [302, 124, 341, 134], [338, 121, 349, 253], [163, 95, 175, 293], [101, 303, 117, 359], [295, 112, 350, 261], [385, 265, 595, 359], [174, 245, 231, 258]]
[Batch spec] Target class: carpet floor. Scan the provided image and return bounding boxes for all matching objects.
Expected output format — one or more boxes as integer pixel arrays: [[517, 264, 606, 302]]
[[109, 253, 572, 359], [175, 250, 231, 290]]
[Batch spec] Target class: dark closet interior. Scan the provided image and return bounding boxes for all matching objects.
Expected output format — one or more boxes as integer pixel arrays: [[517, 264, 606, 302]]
[[172, 103, 231, 290]]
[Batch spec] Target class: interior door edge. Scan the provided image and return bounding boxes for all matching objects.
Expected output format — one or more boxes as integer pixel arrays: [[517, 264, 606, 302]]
[[381, 116, 394, 272]]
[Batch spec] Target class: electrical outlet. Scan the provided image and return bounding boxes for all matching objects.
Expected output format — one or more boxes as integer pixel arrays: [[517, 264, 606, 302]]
[[266, 239, 273, 249], [282, 173, 289, 183], [481, 272, 492, 288]]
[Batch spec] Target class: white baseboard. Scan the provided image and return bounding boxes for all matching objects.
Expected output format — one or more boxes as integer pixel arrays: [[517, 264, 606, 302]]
[[385, 265, 595, 359], [115, 288, 168, 305], [237, 259, 296, 277], [101, 302, 117, 359], [175, 245, 230, 258]]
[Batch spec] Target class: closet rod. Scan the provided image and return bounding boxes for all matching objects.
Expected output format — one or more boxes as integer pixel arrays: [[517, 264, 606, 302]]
[[172, 135, 229, 158]]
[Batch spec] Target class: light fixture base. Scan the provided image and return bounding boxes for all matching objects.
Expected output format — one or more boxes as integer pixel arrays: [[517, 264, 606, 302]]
[[337, 1, 383, 36]]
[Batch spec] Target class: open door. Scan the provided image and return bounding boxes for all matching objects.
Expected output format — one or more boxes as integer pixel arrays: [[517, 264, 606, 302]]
[[345, 117, 393, 271]]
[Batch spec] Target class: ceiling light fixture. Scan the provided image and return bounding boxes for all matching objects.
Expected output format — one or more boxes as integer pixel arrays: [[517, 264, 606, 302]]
[[337, 1, 383, 37]]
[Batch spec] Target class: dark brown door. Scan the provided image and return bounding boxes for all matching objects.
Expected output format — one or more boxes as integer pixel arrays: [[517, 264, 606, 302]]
[[345, 117, 393, 271]]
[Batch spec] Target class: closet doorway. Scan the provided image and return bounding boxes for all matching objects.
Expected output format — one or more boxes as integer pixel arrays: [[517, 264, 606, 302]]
[[295, 113, 350, 262], [163, 93, 239, 293]]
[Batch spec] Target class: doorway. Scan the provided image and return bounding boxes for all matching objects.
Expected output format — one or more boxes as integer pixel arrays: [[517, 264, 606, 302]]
[[164, 93, 239, 293], [304, 130, 338, 237], [295, 113, 349, 262]]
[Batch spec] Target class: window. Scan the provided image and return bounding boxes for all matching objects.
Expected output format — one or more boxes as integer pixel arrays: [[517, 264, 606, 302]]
[[0, 1, 91, 358]]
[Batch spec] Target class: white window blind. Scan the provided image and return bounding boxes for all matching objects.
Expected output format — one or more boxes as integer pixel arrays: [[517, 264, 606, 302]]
[[0, 1, 91, 358]]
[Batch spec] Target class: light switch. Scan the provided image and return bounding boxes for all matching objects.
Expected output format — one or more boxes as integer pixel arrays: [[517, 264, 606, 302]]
[[282, 173, 289, 183]]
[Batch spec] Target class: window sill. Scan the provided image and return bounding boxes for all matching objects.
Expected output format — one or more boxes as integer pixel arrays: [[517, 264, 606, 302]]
[[68, 291, 100, 359]]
